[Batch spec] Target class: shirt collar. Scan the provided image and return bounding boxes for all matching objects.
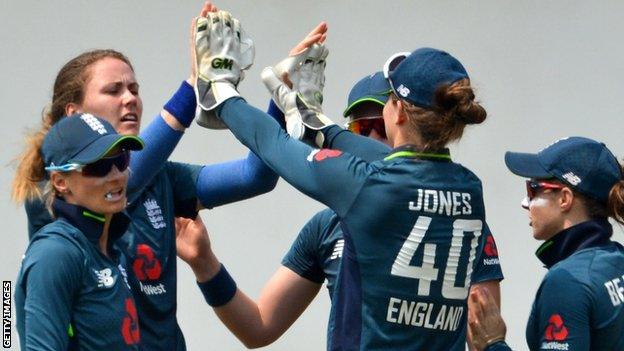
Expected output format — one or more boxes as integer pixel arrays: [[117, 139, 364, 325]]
[[384, 145, 452, 162], [536, 218, 613, 268], [52, 197, 130, 248]]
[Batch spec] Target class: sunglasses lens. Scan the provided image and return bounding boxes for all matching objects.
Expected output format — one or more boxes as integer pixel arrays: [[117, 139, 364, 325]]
[[348, 118, 386, 138], [82, 151, 130, 177]]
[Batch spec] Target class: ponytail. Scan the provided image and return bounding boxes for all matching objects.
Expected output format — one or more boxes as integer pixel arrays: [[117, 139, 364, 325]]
[[402, 79, 487, 151], [607, 163, 624, 224]]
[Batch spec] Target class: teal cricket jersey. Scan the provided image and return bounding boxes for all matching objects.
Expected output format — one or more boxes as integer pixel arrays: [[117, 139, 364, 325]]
[[16, 199, 140, 350], [220, 98, 493, 350], [486, 220, 624, 351], [282, 208, 504, 300], [116, 161, 202, 351], [22, 161, 201, 351]]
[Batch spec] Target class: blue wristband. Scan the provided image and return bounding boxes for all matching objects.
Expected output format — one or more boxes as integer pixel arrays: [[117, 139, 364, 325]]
[[484, 340, 511, 351], [163, 81, 197, 128], [197, 264, 237, 307]]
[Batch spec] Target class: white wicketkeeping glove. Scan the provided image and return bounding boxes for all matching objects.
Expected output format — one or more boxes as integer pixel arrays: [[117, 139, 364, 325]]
[[193, 11, 255, 129], [261, 43, 334, 147]]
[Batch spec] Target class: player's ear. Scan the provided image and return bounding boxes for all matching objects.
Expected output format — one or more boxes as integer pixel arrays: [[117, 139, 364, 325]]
[[395, 99, 408, 125], [559, 187, 574, 212]]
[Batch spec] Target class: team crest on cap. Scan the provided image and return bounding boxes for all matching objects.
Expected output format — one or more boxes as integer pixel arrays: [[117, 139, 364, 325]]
[[80, 113, 108, 135]]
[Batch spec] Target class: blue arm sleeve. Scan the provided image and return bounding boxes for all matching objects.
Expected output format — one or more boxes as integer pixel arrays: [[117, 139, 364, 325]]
[[218, 98, 369, 217], [127, 81, 196, 199], [18, 237, 82, 350], [195, 100, 281, 208], [128, 116, 183, 200], [322, 125, 391, 162]]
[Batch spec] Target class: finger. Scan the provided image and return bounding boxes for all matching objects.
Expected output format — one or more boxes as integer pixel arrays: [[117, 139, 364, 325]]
[[304, 22, 327, 40], [232, 18, 241, 40], [220, 10, 232, 31], [200, 1, 210, 17], [318, 33, 327, 44], [289, 33, 323, 56]]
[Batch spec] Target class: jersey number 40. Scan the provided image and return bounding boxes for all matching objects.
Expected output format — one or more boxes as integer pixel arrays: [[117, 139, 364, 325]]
[[391, 216, 482, 300]]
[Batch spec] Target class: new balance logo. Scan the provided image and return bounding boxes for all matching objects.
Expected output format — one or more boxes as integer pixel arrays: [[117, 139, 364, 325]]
[[94, 268, 116, 288], [330, 239, 344, 260], [80, 113, 107, 134], [562, 172, 581, 185], [397, 84, 410, 98], [212, 57, 233, 70]]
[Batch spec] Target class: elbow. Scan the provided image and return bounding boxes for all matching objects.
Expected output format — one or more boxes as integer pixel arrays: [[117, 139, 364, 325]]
[[255, 175, 278, 195]]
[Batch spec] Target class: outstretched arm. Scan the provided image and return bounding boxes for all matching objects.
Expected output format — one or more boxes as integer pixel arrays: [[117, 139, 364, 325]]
[[194, 100, 282, 209], [219, 97, 367, 217], [176, 216, 321, 348]]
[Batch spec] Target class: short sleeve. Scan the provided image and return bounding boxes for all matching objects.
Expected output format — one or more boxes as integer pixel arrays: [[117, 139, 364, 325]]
[[18, 236, 83, 350], [472, 222, 504, 284], [281, 212, 329, 284]]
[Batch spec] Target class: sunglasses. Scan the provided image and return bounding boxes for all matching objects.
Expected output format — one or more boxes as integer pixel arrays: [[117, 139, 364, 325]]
[[46, 151, 131, 178], [382, 52, 410, 98], [525, 180, 565, 200], [346, 117, 387, 138]]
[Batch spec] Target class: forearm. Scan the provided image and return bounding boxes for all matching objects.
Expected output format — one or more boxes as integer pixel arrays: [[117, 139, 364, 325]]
[[217, 97, 357, 214], [195, 101, 283, 208], [128, 81, 196, 196]]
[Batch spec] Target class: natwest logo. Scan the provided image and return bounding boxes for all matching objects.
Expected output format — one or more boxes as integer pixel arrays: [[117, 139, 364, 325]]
[[121, 298, 140, 345], [544, 314, 568, 341], [484, 235, 498, 257], [132, 244, 162, 281]]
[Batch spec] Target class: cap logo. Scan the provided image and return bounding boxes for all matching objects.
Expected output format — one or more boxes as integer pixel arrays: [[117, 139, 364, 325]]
[[562, 172, 581, 185], [80, 113, 108, 135], [397, 84, 410, 98]]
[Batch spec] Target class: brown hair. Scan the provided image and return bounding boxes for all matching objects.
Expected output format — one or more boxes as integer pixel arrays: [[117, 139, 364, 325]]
[[607, 163, 624, 224], [571, 162, 624, 225], [398, 79, 487, 151], [11, 49, 133, 203]]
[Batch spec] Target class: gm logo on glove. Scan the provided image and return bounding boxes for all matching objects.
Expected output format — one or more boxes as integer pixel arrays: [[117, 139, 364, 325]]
[[212, 58, 234, 70]]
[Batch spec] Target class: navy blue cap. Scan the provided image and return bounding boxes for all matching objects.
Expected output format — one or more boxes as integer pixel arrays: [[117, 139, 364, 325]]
[[505, 136, 622, 203], [42, 113, 144, 172], [385, 48, 468, 108], [343, 71, 390, 117]]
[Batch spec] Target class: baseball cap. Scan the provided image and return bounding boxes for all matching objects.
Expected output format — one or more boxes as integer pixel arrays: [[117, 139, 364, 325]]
[[383, 48, 469, 109], [342, 71, 391, 117], [42, 113, 144, 173], [505, 136, 622, 203]]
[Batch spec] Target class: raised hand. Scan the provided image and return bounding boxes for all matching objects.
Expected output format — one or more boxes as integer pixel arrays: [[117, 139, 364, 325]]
[[467, 287, 507, 351], [261, 23, 333, 147], [193, 10, 255, 129]]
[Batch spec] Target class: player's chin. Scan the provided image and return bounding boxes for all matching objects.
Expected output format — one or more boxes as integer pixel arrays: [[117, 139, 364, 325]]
[[117, 121, 140, 136]]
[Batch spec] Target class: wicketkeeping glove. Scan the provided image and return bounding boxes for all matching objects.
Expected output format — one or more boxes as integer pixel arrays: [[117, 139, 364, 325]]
[[261, 43, 334, 147], [193, 11, 255, 129]]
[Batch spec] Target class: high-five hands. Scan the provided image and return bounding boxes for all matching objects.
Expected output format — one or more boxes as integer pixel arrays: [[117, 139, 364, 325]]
[[193, 10, 255, 129], [261, 23, 334, 147]]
